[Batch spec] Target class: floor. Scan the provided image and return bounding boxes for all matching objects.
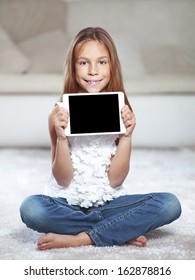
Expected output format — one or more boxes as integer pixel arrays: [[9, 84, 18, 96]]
[[0, 147, 194, 260]]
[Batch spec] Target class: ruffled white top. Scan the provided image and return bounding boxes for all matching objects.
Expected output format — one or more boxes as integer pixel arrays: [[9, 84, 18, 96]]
[[45, 135, 126, 208]]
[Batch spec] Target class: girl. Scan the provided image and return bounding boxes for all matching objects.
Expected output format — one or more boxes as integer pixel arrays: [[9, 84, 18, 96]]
[[20, 27, 181, 250]]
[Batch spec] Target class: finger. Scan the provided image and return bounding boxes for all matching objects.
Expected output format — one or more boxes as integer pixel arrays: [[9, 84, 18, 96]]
[[55, 118, 68, 129], [122, 111, 134, 124], [121, 105, 130, 115], [124, 118, 136, 136], [54, 112, 69, 129], [55, 109, 69, 122], [123, 113, 134, 123], [121, 105, 132, 116], [126, 118, 136, 128], [58, 107, 69, 117]]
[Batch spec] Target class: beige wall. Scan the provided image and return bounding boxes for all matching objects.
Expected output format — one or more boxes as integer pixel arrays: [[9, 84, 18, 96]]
[[0, 0, 195, 82]]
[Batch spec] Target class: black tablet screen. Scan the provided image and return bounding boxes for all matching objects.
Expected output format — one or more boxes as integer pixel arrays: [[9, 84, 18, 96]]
[[69, 94, 120, 134]]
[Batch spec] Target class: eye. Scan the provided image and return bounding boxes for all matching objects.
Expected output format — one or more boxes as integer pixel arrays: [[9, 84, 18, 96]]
[[79, 61, 87, 66], [99, 60, 107, 65], [77, 60, 88, 66]]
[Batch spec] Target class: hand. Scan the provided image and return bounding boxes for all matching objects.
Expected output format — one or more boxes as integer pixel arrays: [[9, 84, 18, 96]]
[[54, 107, 69, 139], [121, 105, 136, 137]]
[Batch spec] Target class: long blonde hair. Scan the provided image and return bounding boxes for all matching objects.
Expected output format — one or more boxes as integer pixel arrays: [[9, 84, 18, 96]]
[[60, 27, 131, 109]]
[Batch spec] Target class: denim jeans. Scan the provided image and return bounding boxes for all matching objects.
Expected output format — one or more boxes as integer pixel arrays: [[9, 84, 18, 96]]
[[20, 192, 181, 246]]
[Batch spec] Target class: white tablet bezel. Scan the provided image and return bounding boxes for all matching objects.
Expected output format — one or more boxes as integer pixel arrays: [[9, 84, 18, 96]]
[[63, 92, 126, 136]]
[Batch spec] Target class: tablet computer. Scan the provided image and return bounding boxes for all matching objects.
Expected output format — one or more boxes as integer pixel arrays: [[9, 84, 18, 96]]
[[63, 92, 126, 136]]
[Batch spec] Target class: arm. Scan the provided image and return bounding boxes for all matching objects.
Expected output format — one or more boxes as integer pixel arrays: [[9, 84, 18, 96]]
[[108, 105, 136, 188], [48, 105, 73, 187]]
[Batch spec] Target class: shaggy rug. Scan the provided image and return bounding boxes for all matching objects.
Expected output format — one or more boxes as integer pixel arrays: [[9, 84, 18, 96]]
[[0, 147, 194, 260]]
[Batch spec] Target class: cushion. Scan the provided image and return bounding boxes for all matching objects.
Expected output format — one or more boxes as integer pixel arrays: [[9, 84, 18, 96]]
[[18, 29, 70, 73], [0, 26, 30, 73]]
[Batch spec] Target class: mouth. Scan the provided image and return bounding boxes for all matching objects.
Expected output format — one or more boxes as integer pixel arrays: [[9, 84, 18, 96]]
[[84, 79, 102, 86]]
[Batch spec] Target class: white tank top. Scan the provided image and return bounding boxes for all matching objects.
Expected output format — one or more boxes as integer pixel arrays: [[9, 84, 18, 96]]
[[45, 135, 126, 208]]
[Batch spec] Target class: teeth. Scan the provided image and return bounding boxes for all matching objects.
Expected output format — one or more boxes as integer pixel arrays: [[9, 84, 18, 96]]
[[87, 80, 100, 85]]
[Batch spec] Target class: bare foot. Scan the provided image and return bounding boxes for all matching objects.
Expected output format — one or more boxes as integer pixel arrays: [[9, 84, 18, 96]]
[[126, 235, 147, 247], [37, 232, 93, 250], [37, 232, 146, 250]]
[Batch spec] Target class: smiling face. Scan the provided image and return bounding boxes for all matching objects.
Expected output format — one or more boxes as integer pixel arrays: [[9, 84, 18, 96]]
[[75, 40, 111, 93]]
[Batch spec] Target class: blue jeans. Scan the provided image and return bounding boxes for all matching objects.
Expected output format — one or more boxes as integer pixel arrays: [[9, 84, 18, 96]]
[[20, 192, 181, 246]]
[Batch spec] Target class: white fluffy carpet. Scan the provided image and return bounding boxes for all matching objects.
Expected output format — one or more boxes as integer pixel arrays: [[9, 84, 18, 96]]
[[0, 148, 194, 260]]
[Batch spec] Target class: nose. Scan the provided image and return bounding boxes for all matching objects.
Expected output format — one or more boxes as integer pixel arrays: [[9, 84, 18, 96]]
[[88, 63, 98, 75]]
